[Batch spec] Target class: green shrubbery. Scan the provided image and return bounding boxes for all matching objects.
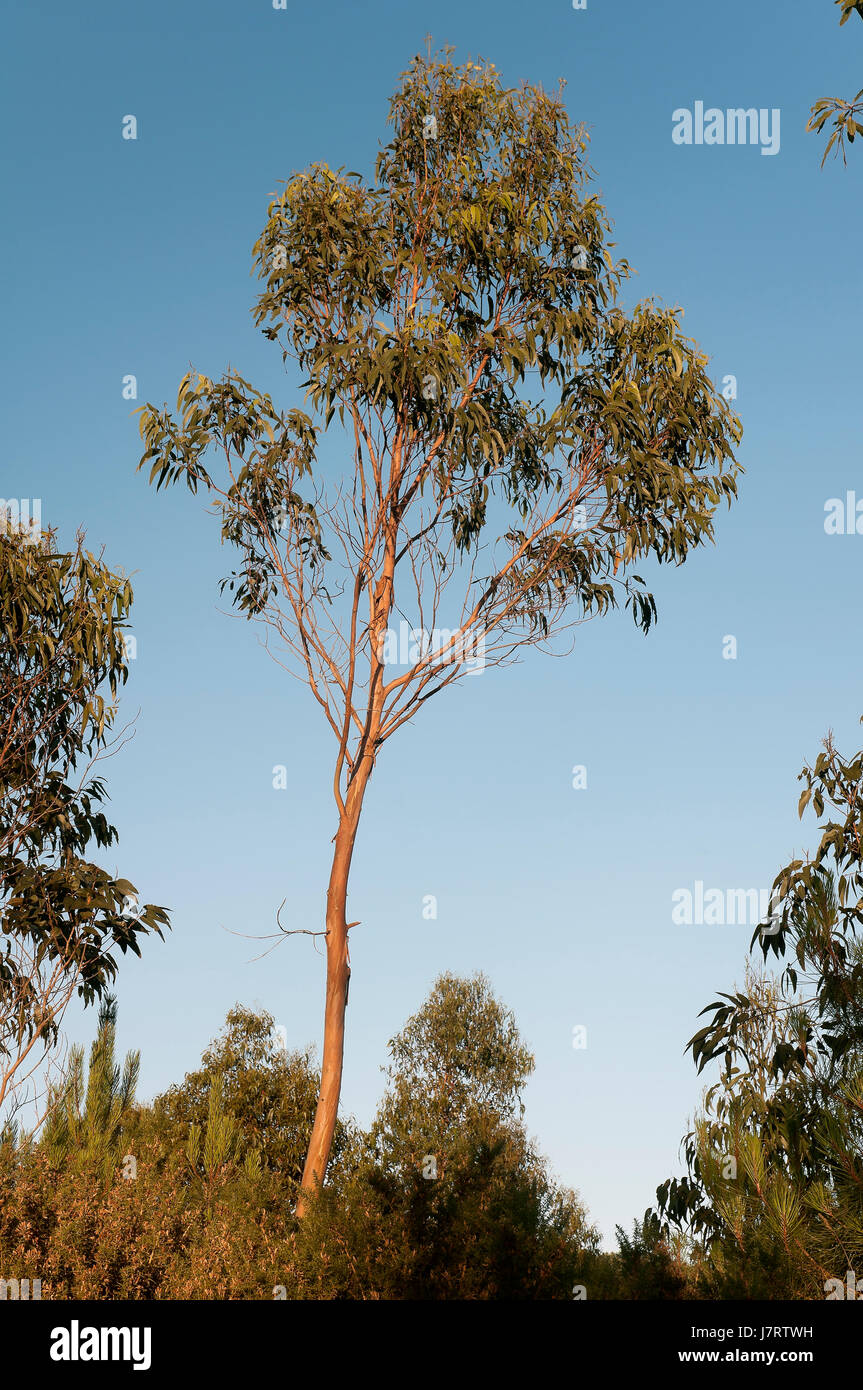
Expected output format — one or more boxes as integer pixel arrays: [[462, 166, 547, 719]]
[[0, 977, 601, 1299]]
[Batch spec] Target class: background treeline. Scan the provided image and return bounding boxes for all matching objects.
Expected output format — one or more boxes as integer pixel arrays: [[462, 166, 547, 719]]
[[0, 974, 614, 1299]]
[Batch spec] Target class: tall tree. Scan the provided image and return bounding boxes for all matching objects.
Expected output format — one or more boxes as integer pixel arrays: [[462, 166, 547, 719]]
[[0, 527, 169, 1125], [136, 49, 741, 1210]]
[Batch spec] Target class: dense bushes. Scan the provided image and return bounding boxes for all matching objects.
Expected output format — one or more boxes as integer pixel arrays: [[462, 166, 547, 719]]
[[0, 977, 602, 1299]]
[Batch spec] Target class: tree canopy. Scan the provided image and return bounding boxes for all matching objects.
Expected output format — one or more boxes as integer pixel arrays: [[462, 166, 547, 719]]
[[0, 529, 169, 1124]]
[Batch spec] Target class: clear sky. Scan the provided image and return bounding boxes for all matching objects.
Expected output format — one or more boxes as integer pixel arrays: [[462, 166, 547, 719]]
[[4, 0, 862, 1245]]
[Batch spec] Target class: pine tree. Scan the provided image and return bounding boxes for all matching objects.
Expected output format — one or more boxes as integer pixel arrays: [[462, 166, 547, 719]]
[[41, 994, 139, 1178]]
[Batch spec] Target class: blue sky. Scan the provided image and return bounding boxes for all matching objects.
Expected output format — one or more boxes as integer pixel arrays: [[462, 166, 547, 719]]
[[4, 0, 862, 1245]]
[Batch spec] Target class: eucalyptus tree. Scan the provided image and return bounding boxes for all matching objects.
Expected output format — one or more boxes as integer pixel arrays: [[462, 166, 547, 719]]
[[0, 527, 169, 1124], [137, 49, 741, 1210], [658, 725, 863, 1297]]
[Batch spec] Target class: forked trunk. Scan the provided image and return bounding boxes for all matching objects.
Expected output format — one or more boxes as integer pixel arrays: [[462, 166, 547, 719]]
[[297, 510, 396, 1216]]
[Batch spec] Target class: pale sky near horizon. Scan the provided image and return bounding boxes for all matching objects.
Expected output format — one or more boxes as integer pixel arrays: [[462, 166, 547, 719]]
[[4, 0, 862, 1246]]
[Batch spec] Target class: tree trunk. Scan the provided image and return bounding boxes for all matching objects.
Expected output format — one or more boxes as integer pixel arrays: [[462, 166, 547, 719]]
[[297, 496, 397, 1217], [296, 786, 365, 1216]]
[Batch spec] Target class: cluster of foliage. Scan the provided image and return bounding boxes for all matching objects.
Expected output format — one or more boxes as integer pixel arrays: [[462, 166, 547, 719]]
[[0, 529, 168, 1124], [0, 977, 610, 1299], [808, 0, 863, 164], [651, 725, 863, 1299]]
